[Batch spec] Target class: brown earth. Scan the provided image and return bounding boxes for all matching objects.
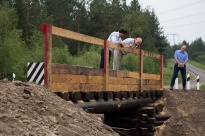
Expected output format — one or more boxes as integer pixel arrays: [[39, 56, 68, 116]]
[[0, 80, 119, 136], [155, 88, 205, 136], [0, 80, 205, 136]]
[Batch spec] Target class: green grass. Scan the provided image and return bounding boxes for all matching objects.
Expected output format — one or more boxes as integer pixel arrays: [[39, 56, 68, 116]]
[[188, 60, 205, 70], [200, 83, 205, 90]]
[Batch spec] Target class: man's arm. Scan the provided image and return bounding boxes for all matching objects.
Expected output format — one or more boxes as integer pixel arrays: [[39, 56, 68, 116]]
[[174, 57, 184, 67]]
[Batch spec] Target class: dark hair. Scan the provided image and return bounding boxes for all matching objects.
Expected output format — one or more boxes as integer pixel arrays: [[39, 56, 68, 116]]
[[119, 29, 128, 34]]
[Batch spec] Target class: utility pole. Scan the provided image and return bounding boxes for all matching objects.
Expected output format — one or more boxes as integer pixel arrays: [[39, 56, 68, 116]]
[[164, 33, 179, 45]]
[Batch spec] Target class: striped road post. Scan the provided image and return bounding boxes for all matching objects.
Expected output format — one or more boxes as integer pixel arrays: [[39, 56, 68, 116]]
[[27, 62, 44, 85], [196, 75, 200, 90], [187, 73, 190, 90], [175, 74, 178, 89]]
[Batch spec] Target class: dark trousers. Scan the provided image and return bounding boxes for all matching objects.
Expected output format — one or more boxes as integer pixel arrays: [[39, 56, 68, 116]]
[[99, 48, 111, 68], [170, 63, 186, 88]]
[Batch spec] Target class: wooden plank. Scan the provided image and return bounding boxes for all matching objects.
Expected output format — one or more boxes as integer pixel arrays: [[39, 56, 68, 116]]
[[143, 79, 160, 85], [143, 73, 160, 80], [104, 40, 109, 91], [139, 49, 143, 91], [52, 64, 104, 76], [52, 26, 104, 46], [84, 84, 104, 91], [109, 85, 139, 91], [128, 72, 139, 78], [160, 55, 164, 90], [143, 50, 161, 59], [107, 41, 140, 55], [143, 85, 157, 90], [87, 76, 104, 84], [51, 83, 81, 92], [109, 77, 124, 84], [123, 78, 139, 85], [52, 74, 66, 83], [51, 83, 105, 92], [65, 74, 87, 83]]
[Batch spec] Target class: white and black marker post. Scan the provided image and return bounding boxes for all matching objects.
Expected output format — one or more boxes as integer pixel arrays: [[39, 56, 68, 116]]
[[12, 73, 15, 81], [187, 73, 190, 90], [196, 75, 200, 90], [175, 74, 178, 89]]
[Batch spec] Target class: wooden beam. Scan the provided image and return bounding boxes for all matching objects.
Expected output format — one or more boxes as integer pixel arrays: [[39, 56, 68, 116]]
[[143, 50, 161, 59], [139, 49, 143, 91], [104, 40, 109, 91], [160, 55, 164, 90], [52, 26, 104, 46], [143, 73, 160, 80], [129, 72, 140, 78], [40, 24, 52, 91]]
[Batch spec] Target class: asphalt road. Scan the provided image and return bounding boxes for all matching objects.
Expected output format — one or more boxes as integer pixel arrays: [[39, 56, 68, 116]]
[[186, 63, 205, 89]]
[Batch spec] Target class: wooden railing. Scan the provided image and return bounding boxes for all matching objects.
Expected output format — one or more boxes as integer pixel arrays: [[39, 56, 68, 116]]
[[40, 23, 163, 92]]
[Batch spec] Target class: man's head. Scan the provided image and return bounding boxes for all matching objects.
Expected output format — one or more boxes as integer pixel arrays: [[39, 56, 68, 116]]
[[181, 45, 186, 52], [134, 37, 142, 48], [119, 29, 127, 38]]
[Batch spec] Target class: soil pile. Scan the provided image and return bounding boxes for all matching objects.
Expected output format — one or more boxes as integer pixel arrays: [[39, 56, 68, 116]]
[[1, 80, 205, 136], [155, 88, 205, 136], [0, 80, 118, 136]]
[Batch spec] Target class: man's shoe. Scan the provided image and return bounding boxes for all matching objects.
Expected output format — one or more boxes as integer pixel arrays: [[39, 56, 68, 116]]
[[170, 87, 173, 90], [183, 87, 187, 91]]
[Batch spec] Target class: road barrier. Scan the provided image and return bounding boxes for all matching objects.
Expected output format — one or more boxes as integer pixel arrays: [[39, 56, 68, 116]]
[[174, 73, 200, 90]]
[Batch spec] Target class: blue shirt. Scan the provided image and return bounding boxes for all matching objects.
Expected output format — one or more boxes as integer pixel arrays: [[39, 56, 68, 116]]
[[174, 50, 188, 63], [107, 32, 122, 52]]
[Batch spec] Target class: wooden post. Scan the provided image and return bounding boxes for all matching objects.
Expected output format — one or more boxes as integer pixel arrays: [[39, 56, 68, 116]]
[[139, 49, 143, 91], [104, 40, 109, 91], [160, 55, 164, 90], [40, 24, 52, 91]]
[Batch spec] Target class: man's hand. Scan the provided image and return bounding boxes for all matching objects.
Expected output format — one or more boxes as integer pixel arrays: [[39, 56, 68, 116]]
[[178, 63, 184, 68]]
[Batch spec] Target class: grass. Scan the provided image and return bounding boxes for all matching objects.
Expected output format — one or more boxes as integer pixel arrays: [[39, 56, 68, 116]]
[[188, 60, 205, 70], [200, 83, 205, 90]]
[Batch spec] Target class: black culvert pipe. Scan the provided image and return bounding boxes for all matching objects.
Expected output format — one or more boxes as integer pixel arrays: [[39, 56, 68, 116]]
[[76, 98, 155, 113]]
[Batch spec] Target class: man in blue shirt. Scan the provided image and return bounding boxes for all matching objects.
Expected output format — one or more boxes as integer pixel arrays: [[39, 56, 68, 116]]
[[113, 36, 142, 70], [170, 45, 188, 91], [99, 29, 127, 68]]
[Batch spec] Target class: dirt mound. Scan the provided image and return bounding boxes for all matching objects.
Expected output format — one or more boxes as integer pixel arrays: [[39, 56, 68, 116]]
[[1, 80, 205, 136], [0, 80, 119, 136], [155, 89, 205, 136]]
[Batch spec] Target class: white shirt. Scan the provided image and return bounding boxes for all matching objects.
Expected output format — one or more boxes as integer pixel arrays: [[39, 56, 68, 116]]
[[121, 38, 135, 55], [107, 32, 122, 52]]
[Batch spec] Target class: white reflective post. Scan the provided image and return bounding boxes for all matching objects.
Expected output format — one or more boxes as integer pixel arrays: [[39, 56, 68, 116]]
[[187, 73, 190, 90], [196, 75, 200, 90], [12, 73, 15, 81], [175, 74, 178, 89]]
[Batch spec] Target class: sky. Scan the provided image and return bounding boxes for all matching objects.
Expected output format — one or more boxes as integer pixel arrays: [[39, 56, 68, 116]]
[[126, 0, 205, 45]]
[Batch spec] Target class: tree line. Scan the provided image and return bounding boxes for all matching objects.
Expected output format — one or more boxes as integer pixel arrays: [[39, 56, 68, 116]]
[[0, 0, 204, 81], [165, 38, 205, 65]]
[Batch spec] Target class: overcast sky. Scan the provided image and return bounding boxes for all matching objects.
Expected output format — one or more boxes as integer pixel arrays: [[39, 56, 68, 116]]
[[126, 0, 205, 45]]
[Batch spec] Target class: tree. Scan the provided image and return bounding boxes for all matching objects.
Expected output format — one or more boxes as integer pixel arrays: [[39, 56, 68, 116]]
[[0, 3, 26, 80]]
